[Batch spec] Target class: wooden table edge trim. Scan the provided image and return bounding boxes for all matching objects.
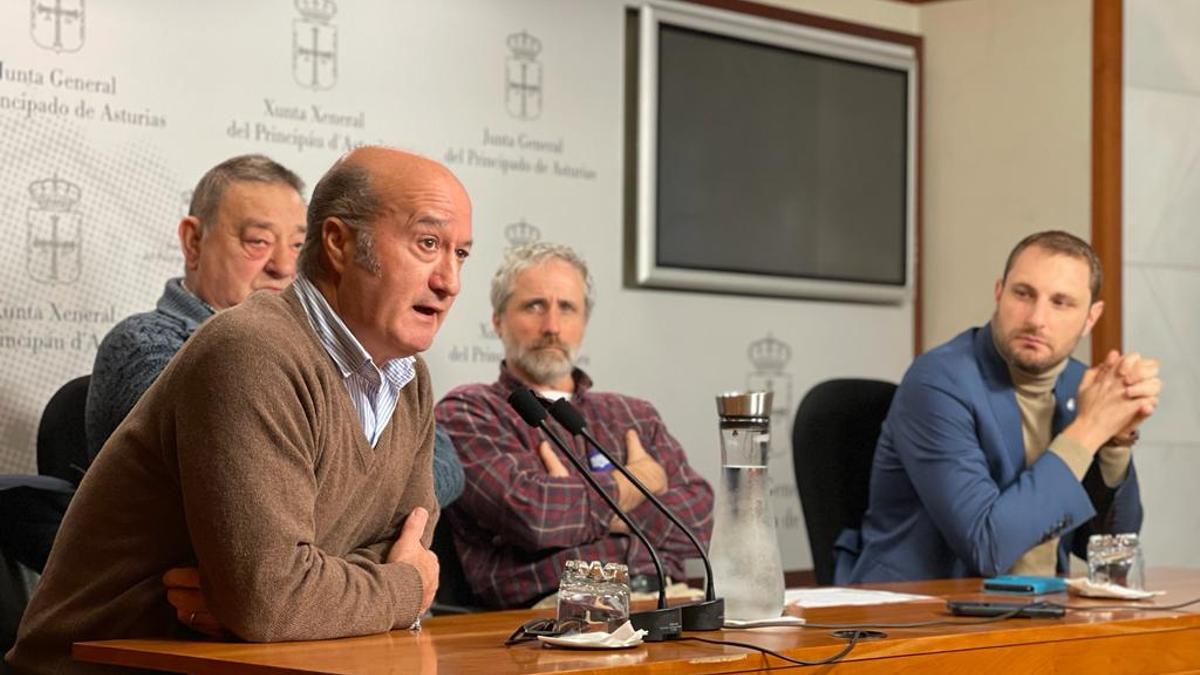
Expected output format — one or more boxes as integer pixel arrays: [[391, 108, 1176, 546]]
[[73, 614, 1200, 674], [72, 642, 327, 675], [724, 614, 1200, 666]]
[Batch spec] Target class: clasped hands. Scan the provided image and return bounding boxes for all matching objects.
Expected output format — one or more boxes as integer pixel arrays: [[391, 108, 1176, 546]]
[[536, 428, 667, 533], [1070, 350, 1162, 451], [163, 506, 439, 638]]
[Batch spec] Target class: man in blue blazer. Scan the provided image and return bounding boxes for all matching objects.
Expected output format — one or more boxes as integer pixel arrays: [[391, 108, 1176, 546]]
[[836, 231, 1160, 583]]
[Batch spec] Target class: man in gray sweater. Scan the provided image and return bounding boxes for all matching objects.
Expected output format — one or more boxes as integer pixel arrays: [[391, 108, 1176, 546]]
[[84, 154, 308, 464], [8, 147, 472, 673]]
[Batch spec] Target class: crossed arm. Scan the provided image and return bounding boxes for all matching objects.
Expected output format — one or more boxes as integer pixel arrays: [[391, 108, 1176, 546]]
[[438, 391, 713, 576], [164, 339, 438, 641], [437, 392, 618, 551]]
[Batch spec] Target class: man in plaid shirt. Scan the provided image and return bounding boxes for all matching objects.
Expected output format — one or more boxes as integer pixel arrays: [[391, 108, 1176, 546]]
[[436, 242, 713, 608]]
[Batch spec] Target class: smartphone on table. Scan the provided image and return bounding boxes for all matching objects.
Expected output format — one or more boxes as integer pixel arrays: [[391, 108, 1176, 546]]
[[982, 575, 1067, 595], [947, 600, 1065, 618]]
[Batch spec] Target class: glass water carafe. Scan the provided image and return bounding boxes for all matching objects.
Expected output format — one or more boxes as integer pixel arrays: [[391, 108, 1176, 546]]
[[708, 391, 785, 620]]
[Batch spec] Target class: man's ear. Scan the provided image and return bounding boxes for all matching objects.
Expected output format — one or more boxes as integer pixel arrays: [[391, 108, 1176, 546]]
[[492, 312, 503, 338], [994, 278, 1004, 305], [321, 217, 352, 276], [1082, 300, 1105, 337], [177, 217, 203, 270]]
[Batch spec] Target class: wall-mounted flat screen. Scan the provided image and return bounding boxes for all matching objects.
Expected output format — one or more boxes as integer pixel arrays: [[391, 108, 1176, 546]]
[[628, 2, 918, 303]]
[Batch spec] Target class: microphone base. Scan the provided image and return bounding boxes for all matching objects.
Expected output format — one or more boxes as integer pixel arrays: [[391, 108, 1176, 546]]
[[680, 598, 724, 631], [630, 607, 682, 642]]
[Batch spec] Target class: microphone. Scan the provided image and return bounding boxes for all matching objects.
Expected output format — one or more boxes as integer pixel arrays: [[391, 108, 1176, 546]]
[[507, 388, 682, 642], [546, 397, 724, 631]]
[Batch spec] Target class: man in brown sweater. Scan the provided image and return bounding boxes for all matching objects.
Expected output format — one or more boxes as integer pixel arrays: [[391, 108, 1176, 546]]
[[7, 147, 473, 673]]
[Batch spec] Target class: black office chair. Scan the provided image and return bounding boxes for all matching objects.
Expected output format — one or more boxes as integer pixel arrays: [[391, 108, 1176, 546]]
[[0, 375, 91, 574], [792, 378, 897, 586], [36, 374, 91, 486], [1, 376, 90, 655], [429, 514, 481, 614], [0, 475, 74, 573]]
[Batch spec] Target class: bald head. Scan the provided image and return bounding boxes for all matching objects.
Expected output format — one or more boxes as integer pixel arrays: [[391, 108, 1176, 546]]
[[341, 146, 462, 186], [299, 146, 473, 363], [298, 146, 470, 279]]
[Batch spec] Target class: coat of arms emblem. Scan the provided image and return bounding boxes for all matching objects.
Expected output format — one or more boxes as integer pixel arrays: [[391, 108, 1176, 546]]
[[505, 31, 542, 120], [293, 0, 337, 90], [27, 175, 83, 285], [30, 0, 85, 53], [504, 219, 542, 250], [746, 333, 794, 415]]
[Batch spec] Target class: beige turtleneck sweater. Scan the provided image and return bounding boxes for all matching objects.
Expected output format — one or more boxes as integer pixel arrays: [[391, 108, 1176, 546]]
[[1007, 358, 1133, 575]]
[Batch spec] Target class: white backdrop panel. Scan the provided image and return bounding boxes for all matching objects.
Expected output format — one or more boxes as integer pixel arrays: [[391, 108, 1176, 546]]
[[0, 0, 914, 571]]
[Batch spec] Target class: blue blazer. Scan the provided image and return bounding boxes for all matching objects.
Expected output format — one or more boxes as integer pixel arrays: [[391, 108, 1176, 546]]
[[835, 324, 1143, 583]]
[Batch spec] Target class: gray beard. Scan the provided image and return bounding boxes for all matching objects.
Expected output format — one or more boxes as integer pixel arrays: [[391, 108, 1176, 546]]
[[511, 346, 575, 386]]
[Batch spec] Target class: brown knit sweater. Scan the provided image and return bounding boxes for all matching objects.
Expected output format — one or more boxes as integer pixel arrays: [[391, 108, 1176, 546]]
[[7, 289, 437, 674]]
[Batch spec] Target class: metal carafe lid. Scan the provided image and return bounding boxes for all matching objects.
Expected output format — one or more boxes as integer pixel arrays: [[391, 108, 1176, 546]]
[[715, 391, 773, 421]]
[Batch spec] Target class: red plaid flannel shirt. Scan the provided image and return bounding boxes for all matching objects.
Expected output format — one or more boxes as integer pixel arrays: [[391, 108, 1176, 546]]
[[435, 365, 714, 608]]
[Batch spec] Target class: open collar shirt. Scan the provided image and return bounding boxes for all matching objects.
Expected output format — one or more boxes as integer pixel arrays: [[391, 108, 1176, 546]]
[[293, 274, 415, 447]]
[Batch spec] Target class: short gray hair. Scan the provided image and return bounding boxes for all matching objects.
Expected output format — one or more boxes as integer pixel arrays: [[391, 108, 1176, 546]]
[[188, 154, 304, 232], [298, 162, 381, 279], [491, 242, 595, 317]]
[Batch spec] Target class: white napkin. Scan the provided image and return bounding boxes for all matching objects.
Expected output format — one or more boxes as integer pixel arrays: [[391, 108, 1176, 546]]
[[1065, 577, 1164, 600], [785, 587, 934, 608], [537, 620, 647, 649], [724, 615, 807, 628]]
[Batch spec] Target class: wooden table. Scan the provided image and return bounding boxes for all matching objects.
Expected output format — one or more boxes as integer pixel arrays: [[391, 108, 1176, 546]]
[[74, 568, 1200, 674]]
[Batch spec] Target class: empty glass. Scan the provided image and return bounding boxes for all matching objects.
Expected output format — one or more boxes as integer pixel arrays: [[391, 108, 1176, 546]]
[[556, 560, 630, 631], [1087, 533, 1145, 590]]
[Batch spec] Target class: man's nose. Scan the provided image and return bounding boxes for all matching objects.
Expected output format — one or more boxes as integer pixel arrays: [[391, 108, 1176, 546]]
[[542, 306, 561, 335], [1027, 298, 1050, 328], [264, 240, 297, 279], [430, 253, 461, 298]]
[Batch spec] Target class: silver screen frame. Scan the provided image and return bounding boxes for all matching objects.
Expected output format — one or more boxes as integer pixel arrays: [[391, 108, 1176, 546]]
[[631, 0, 918, 304]]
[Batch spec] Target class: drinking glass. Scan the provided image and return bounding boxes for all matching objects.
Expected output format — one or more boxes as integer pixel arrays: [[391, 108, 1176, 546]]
[[556, 560, 631, 631], [1087, 533, 1145, 590]]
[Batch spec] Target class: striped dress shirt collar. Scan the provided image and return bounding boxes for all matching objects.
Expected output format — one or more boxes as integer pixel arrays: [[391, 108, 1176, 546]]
[[293, 274, 416, 446]]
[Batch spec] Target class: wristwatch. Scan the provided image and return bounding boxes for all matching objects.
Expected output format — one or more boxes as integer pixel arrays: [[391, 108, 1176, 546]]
[[1107, 428, 1140, 448]]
